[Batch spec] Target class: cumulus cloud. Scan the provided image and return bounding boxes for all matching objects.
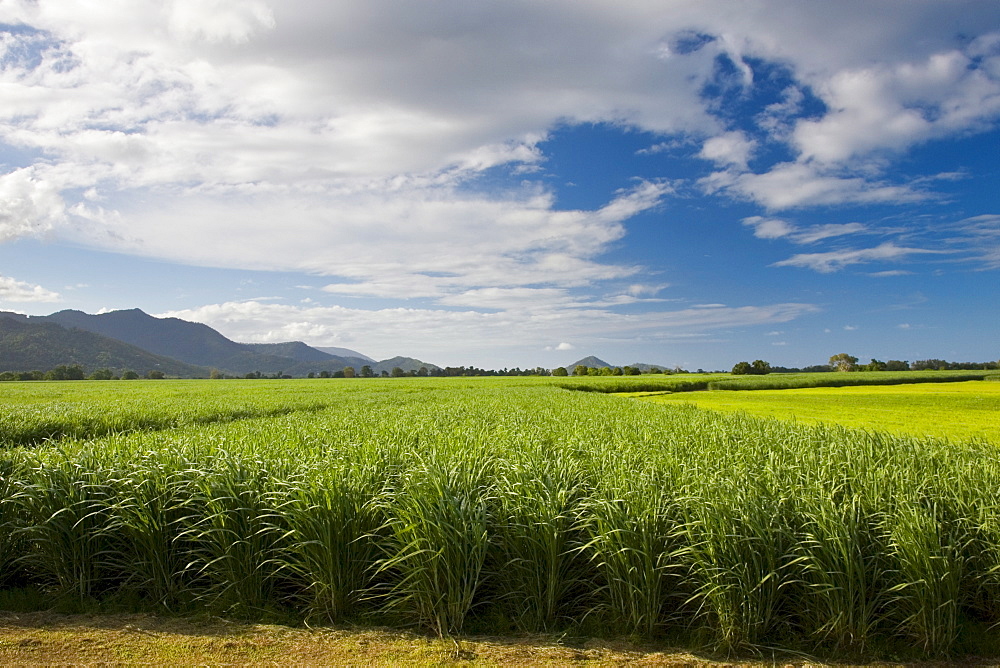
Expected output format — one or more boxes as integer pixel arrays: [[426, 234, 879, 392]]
[[793, 44, 1000, 165], [699, 131, 756, 169], [0, 275, 60, 302], [0, 168, 65, 242], [0, 0, 997, 325]]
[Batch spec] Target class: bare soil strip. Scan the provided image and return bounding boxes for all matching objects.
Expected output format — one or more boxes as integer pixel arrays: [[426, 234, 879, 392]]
[[0, 612, 739, 666]]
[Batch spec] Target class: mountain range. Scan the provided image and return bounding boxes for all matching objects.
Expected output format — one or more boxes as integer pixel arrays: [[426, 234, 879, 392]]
[[566, 356, 667, 372], [0, 309, 439, 378]]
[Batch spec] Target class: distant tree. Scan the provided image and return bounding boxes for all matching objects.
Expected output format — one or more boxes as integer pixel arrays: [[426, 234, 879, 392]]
[[862, 359, 887, 372], [732, 361, 752, 375], [360, 365, 374, 378], [885, 360, 909, 371], [599, 366, 614, 376], [623, 366, 640, 376], [146, 370, 165, 379], [391, 366, 405, 377], [829, 353, 858, 372], [380, 370, 389, 377], [121, 370, 139, 380], [912, 359, 947, 371], [417, 366, 429, 377], [210, 368, 223, 379], [89, 368, 114, 380], [319, 370, 331, 378], [45, 364, 85, 380], [573, 365, 588, 376], [552, 366, 568, 376], [751, 360, 771, 375], [307, 371, 315, 378], [333, 370, 345, 378], [343, 366, 356, 378], [587, 367, 600, 376]]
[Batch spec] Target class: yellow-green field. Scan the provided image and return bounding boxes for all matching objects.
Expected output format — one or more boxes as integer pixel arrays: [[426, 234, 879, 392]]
[[638, 380, 1000, 443]]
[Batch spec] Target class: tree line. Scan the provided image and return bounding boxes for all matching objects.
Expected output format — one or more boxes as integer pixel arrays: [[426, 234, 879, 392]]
[[0, 364, 166, 381], [733, 354, 999, 375]]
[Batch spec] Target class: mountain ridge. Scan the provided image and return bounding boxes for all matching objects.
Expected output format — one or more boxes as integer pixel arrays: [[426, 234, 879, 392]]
[[3, 309, 438, 378], [0, 313, 210, 377]]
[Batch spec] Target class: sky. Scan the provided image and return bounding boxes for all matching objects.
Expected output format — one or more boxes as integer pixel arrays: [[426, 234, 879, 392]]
[[0, 1, 998, 371]]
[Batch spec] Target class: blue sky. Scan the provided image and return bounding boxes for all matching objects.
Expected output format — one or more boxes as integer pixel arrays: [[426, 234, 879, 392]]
[[0, 1, 998, 370]]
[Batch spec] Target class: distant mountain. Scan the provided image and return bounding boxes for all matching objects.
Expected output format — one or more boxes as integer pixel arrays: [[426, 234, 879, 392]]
[[373, 356, 441, 375], [567, 355, 613, 369], [243, 341, 338, 363], [6, 308, 441, 378], [45, 309, 247, 368], [628, 362, 669, 372], [316, 346, 375, 362], [0, 313, 209, 377], [40, 309, 352, 377]]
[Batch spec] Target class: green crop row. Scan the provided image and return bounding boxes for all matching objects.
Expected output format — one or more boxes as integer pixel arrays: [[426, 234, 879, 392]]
[[2, 379, 999, 658], [0, 379, 343, 447], [554, 370, 993, 394], [706, 370, 993, 391]]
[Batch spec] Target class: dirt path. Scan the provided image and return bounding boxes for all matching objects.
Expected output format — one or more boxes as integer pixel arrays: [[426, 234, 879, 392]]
[[0, 611, 743, 666]]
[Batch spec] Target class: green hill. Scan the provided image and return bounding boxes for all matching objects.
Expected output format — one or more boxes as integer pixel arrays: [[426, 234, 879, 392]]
[[0, 314, 209, 377]]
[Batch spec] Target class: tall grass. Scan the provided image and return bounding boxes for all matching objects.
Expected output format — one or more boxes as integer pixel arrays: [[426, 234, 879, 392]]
[[277, 461, 384, 622], [1, 378, 999, 658], [376, 453, 493, 636], [493, 447, 591, 632], [0, 457, 24, 586]]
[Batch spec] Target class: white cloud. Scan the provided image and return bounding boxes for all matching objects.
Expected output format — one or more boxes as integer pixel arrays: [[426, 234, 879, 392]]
[[793, 46, 1000, 165], [742, 216, 796, 240], [868, 270, 913, 277], [0, 275, 60, 302], [0, 168, 65, 242], [743, 216, 867, 244], [703, 162, 925, 210], [85, 180, 668, 308], [953, 214, 1000, 269], [0, 0, 998, 323], [772, 242, 944, 273], [625, 283, 669, 297], [158, 299, 819, 363], [699, 131, 756, 169], [167, 0, 275, 44], [792, 223, 867, 244]]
